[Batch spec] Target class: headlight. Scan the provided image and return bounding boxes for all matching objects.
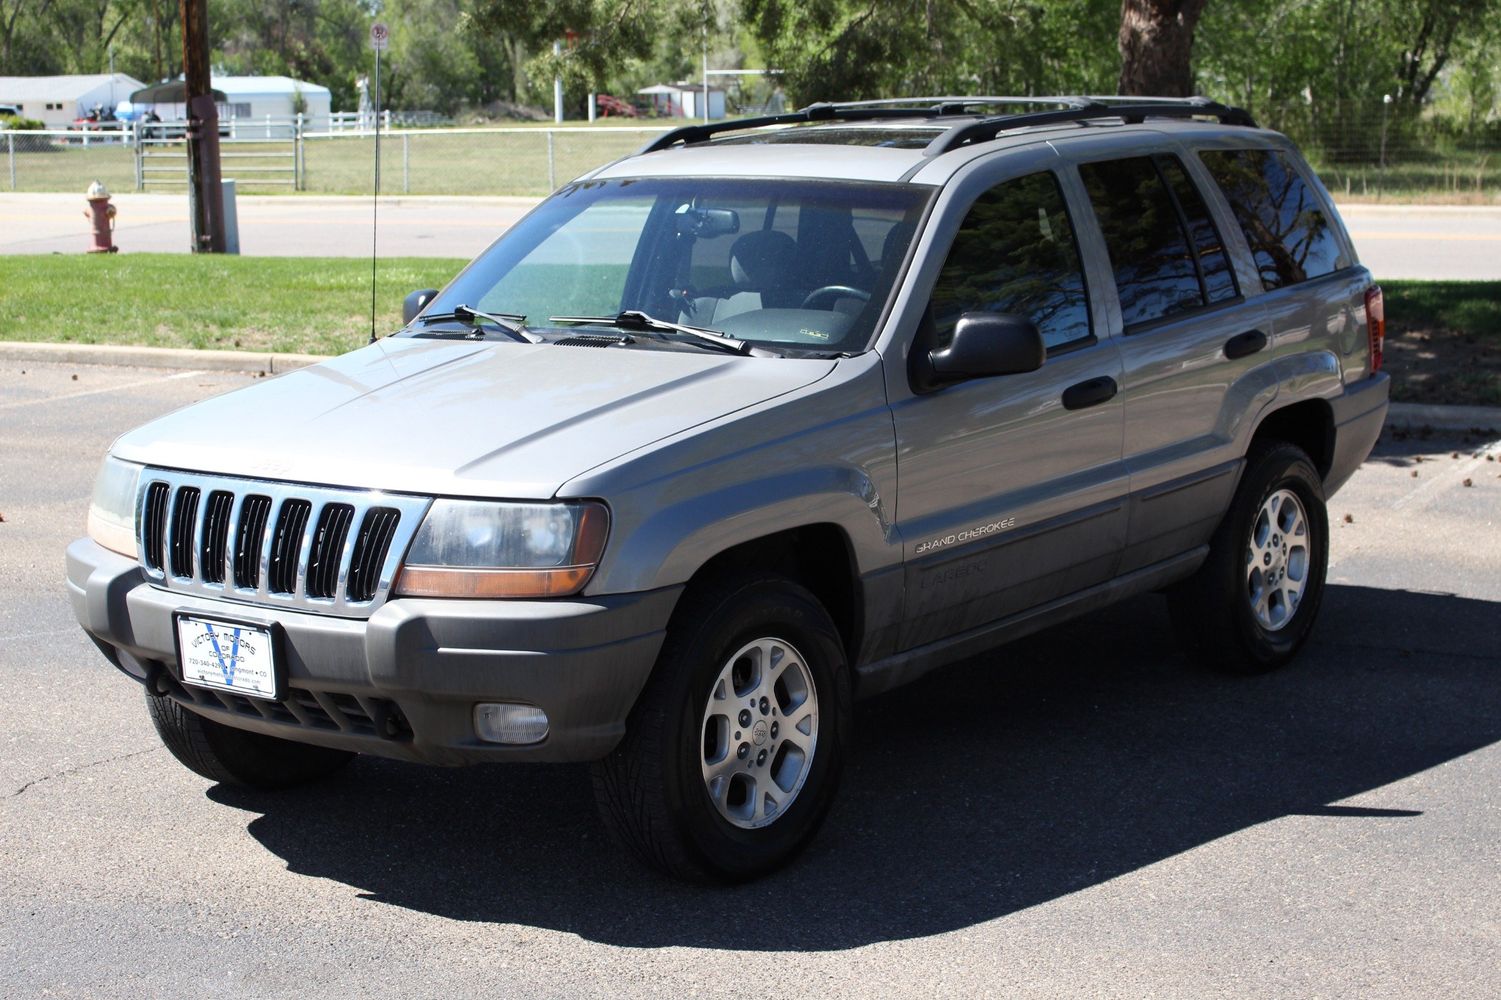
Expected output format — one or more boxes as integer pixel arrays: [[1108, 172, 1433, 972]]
[[86, 455, 142, 558], [394, 499, 609, 599]]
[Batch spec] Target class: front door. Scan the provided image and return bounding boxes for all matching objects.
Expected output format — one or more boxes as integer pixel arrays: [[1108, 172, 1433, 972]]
[[888, 168, 1128, 651]]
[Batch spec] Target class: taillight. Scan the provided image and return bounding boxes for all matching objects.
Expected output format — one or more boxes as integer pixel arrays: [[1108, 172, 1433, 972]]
[[1364, 285, 1385, 374]]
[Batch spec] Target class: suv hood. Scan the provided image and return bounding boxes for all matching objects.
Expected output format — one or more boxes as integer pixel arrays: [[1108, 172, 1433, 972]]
[[112, 338, 836, 498]]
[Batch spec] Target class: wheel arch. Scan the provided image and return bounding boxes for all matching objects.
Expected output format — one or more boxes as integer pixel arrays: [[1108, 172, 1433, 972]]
[[672, 523, 865, 668], [1247, 398, 1335, 480]]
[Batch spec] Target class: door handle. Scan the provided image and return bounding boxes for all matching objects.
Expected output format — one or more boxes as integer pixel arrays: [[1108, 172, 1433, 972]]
[[1224, 329, 1268, 359], [1062, 375, 1118, 411]]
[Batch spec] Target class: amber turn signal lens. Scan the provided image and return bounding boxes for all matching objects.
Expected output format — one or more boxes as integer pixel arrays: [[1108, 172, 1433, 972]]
[[394, 564, 596, 599]]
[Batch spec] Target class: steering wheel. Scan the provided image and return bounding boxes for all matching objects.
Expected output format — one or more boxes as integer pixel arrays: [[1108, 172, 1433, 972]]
[[800, 285, 871, 310]]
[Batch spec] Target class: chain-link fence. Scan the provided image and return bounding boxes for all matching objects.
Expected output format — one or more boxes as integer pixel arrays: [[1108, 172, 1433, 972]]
[[4, 112, 1499, 201], [1263, 102, 1501, 201], [0, 124, 671, 197]]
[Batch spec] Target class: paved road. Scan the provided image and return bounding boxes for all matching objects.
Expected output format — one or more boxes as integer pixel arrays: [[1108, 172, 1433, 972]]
[[0, 192, 535, 260], [2, 361, 1498, 998], [3, 192, 1499, 281]]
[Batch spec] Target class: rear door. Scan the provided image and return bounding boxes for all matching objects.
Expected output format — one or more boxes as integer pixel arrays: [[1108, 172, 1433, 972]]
[[887, 163, 1127, 651], [1068, 148, 1276, 574]]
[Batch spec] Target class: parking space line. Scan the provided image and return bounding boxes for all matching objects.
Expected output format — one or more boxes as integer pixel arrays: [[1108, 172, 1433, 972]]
[[1391, 439, 1501, 510], [0, 370, 203, 410]]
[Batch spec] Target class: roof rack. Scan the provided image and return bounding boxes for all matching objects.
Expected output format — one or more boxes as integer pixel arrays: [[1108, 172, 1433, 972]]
[[923, 96, 1257, 155], [638, 101, 944, 154], [637, 95, 1257, 156]]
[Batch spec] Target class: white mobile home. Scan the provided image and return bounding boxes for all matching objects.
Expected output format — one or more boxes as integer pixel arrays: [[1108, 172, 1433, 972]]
[[214, 76, 331, 130], [0, 74, 146, 127]]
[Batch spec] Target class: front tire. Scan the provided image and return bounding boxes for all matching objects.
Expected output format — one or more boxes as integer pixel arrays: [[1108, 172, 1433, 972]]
[[146, 691, 354, 788], [591, 573, 851, 882], [1169, 442, 1329, 674]]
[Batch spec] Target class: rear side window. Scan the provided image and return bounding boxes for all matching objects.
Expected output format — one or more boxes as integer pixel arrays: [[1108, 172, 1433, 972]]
[[1079, 154, 1237, 330], [930, 171, 1092, 351], [1200, 148, 1350, 289], [1157, 156, 1238, 303]]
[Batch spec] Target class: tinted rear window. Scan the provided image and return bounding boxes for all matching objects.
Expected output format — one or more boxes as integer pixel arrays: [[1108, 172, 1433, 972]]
[[1200, 148, 1350, 289], [1079, 156, 1205, 328]]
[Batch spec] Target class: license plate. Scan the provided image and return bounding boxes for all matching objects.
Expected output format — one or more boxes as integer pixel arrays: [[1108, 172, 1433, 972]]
[[174, 614, 281, 700]]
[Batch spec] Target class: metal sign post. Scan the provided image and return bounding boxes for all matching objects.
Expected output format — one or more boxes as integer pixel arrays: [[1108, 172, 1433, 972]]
[[368, 21, 389, 343]]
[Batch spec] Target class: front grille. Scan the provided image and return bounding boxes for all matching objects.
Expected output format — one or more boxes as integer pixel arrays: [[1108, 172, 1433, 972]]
[[348, 507, 400, 603], [136, 470, 430, 617], [306, 504, 355, 599], [200, 491, 234, 584], [234, 495, 272, 589], [268, 499, 312, 594], [168, 487, 200, 578], [142, 481, 170, 571]]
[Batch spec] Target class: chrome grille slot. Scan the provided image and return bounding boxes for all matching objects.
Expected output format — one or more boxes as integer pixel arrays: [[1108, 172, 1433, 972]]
[[199, 491, 234, 584], [268, 499, 312, 594], [234, 495, 272, 589], [134, 470, 430, 618], [306, 503, 354, 599], [142, 481, 170, 571], [348, 507, 400, 603], [168, 487, 200, 578]]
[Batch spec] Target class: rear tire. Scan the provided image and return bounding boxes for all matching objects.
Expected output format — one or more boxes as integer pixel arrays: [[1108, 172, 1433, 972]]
[[146, 691, 353, 789], [591, 573, 851, 882], [1169, 442, 1329, 674]]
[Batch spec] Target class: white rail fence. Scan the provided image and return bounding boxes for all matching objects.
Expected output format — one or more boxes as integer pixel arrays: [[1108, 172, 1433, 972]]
[[3, 120, 674, 196]]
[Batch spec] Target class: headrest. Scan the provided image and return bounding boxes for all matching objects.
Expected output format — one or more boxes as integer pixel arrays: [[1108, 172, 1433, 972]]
[[881, 221, 918, 271], [729, 230, 798, 290]]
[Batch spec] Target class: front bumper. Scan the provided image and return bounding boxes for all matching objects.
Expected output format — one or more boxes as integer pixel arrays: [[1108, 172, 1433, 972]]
[[67, 537, 679, 765]]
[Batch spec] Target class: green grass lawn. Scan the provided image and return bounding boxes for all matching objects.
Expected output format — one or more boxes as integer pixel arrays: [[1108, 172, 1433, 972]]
[[1381, 280, 1501, 406], [0, 254, 466, 355], [1, 256, 1496, 406]]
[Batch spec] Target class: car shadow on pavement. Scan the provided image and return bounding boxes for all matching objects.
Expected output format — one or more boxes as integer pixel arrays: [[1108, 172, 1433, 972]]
[[209, 583, 1501, 952]]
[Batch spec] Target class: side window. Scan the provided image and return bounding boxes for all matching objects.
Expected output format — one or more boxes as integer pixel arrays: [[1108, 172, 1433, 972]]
[[1155, 155, 1239, 303], [929, 171, 1091, 351], [1079, 156, 1205, 329], [1200, 148, 1350, 290]]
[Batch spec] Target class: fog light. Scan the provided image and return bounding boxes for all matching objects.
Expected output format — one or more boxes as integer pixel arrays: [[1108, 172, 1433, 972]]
[[474, 702, 549, 745]]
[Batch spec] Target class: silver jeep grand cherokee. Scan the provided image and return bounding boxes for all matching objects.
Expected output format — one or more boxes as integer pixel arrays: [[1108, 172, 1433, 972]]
[[68, 97, 1389, 881]]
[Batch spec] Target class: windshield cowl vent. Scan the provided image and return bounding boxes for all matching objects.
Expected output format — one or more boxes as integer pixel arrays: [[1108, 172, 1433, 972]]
[[554, 335, 631, 348]]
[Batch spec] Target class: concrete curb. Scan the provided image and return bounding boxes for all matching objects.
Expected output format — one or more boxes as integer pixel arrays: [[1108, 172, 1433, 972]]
[[0, 341, 324, 374], [1386, 402, 1501, 434]]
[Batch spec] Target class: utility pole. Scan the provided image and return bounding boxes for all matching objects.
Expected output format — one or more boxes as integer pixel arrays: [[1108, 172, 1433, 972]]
[[180, 0, 225, 252]]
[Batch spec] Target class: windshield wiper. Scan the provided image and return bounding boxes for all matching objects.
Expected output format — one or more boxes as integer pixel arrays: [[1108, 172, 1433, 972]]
[[417, 304, 541, 344], [549, 310, 760, 356]]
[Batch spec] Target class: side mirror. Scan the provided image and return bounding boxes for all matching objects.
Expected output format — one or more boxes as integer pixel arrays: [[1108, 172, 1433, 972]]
[[402, 288, 439, 325], [915, 312, 1044, 391]]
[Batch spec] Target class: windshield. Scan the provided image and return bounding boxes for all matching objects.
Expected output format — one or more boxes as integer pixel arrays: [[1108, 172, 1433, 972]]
[[421, 177, 934, 355]]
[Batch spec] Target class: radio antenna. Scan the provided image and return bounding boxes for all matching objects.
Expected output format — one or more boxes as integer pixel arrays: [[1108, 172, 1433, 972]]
[[368, 22, 389, 343]]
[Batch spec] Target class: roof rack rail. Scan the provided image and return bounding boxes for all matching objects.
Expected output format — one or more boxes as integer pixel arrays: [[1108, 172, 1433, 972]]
[[924, 96, 1257, 155], [636, 94, 1256, 156], [638, 102, 937, 154]]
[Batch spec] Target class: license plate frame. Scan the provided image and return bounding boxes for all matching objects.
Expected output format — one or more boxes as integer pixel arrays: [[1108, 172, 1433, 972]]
[[172, 611, 284, 702]]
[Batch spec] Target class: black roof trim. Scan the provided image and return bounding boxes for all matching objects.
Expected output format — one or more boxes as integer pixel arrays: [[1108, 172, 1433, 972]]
[[637, 95, 1257, 157]]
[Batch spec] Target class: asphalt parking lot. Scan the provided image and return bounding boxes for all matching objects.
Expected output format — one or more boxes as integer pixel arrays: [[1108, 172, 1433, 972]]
[[1, 361, 1498, 998]]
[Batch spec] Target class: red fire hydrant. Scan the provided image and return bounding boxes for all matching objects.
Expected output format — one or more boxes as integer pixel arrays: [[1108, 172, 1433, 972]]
[[85, 180, 118, 253]]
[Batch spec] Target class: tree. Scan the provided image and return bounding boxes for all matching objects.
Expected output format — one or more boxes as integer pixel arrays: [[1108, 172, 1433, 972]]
[[741, 0, 1118, 106], [1116, 0, 1207, 97]]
